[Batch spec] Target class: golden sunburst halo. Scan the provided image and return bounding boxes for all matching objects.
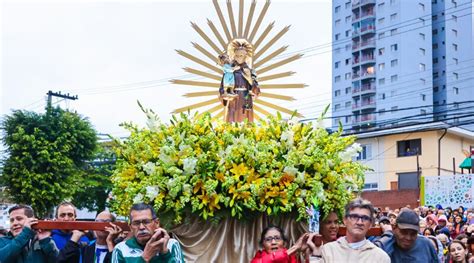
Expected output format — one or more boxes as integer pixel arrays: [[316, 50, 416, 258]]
[[170, 0, 306, 120]]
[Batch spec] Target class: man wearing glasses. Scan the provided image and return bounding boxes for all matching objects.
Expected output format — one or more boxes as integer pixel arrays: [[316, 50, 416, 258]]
[[111, 203, 184, 262], [308, 198, 390, 262]]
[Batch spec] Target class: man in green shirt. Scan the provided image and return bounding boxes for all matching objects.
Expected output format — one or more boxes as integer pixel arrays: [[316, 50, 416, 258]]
[[111, 203, 184, 263]]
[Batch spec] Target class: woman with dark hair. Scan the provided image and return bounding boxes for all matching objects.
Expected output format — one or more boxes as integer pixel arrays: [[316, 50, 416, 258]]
[[448, 240, 469, 263], [423, 227, 436, 237], [453, 215, 466, 239], [250, 225, 299, 263]]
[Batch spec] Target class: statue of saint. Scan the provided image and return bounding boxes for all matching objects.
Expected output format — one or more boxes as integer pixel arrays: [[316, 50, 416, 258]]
[[219, 39, 260, 123]]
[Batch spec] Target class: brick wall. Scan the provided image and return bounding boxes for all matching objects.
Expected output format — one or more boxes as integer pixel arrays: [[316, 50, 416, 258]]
[[361, 189, 419, 209]]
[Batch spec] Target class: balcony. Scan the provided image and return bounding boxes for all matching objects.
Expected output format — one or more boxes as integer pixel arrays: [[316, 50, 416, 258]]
[[353, 71, 375, 80], [360, 83, 376, 95], [353, 10, 375, 22], [352, 39, 375, 52], [352, 0, 376, 9], [352, 113, 377, 125], [360, 24, 376, 36], [353, 100, 376, 111]]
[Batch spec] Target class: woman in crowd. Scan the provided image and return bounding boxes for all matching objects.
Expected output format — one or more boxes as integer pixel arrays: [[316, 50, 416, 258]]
[[449, 240, 469, 263], [424, 227, 436, 237], [251, 225, 298, 263], [454, 215, 466, 238], [427, 214, 439, 231]]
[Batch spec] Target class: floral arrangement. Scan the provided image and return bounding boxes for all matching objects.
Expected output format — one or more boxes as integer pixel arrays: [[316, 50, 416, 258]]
[[110, 104, 368, 224]]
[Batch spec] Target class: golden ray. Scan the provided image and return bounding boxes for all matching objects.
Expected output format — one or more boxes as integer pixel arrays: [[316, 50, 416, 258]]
[[183, 68, 221, 81], [175, 50, 221, 74], [212, 110, 225, 121], [196, 104, 223, 119], [248, 0, 271, 42], [226, 0, 237, 38], [238, 0, 244, 37], [191, 22, 222, 55], [184, 91, 219, 97], [254, 45, 288, 68], [252, 22, 274, 51], [254, 26, 290, 60], [207, 19, 227, 50], [260, 83, 307, 89], [170, 79, 220, 88], [259, 92, 295, 101], [256, 54, 303, 75], [259, 71, 295, 82], [212, 0, 232, 43], [254, 112, 262, 121], [257, 99, 303, 117], [191, 42, 219, 64], [254, 104, 271, 116], [243, 0, 256, 38], [173, 98, 221, 113]]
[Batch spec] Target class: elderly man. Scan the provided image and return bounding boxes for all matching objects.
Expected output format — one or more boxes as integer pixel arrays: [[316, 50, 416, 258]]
[[308, 198, 390, 262], [374, 207, 439, 262], [0, 205, 58, 262], [111, 203, 184, 262]]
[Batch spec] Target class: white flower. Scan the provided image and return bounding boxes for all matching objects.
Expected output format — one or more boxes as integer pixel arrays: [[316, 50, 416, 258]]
[[232, 134, 248, 145], [142, 162, 156, 175], [159, 151, 174, 165], [166, 178, 176, 189], [339, 143, 362, 162], [145, 186, 160, 200], [283, 166, 298, 176], [281, 130, 294, 146], [183, 157, 197, 175], [145, 112, 161, 132], [288, 118, 299, 126], [182, 184, 192, 195], [295, 172, 305, 185], [133, 193, 143, 204], [312, 118, 325, 130]]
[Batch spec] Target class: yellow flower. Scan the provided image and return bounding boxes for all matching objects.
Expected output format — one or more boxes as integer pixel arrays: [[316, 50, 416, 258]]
[[215, 172, 225, 182], [230, 163, 248, 181], [279, 174, 295, 187]]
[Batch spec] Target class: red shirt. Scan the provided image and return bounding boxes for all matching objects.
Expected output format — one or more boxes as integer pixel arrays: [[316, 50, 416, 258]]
[[250, 249, 298, 263]]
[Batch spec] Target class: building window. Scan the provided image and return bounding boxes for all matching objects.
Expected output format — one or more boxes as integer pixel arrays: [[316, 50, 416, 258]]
[[390, 0, 396, 5], [421, 94, 426, 101], [397, 139, 422, 157], [335, 33, 340, 41], [390, 13, 397, 21], [453, 43, 458, 51], [391, 75, 398, 82], [335, 76, 341, 83], [453, 72, 459, 79], [391, 90, 397, 97], [378, 32, 385, 39], [346, 15, 351, 23], [454, 87, 459, 94], [334, 104, 341, 111], [345, 87, 351, 94], [379, 108, 385, 115], [379, 78, 385, 85], [346, 30, 350, 37], [379, 93, 386, 100], [391, 106, 398, 112], [433, 86, 439, 92], [419, 33, 425, 40], [345, 116, 350, 123], [379, 63, 385, 71], [345, 43, 351, 51], [345, 72, 351, 80], [379, 48, 385, 55], [420, 78, 426, 85], [335, 19, 341, 27], [345, 58, 350, 65], [363, 183, 378, 191], [345, 2, 351, 9], [420, 48, 425, 56], [356, 144, 372, 160], [335, 89, 341, 96], [419, 18, 425, 25], [345, 101, 351, 108], [452, 15, 457, 22], [378, 18, 385, 24], [432, 29, 438, 35], [335, 47, 341, 54], [452, 29, 458, 37], [419, 3, 425, 11], [453, 58, 458, 65], [335, 5, 341, 13], [433, 57, 438, 64], [433, 72, 439, 79], [391, 44, 398, 51], [391, 59, 398, 67], [421, 109, 426, 115], [432, 15, 438, 21], [433, 43, 438, 49], [390, 29, 397, 36], [419, 63, 426, 71], [335, 61, 340, 68]]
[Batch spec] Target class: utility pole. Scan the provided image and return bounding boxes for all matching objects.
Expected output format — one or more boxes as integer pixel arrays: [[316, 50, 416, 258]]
[[46, 90, 78, 110]]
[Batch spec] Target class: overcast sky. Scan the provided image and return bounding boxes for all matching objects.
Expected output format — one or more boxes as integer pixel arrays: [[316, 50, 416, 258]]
[[1, 0, 332, 137]]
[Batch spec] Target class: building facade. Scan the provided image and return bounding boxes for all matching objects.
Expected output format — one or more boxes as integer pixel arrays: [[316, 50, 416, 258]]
[[332, 0, 474, 132]]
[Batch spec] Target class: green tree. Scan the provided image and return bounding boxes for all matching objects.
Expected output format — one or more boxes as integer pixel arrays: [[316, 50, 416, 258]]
[[0, 107, 97, 217], [71, 142, 116, 213]]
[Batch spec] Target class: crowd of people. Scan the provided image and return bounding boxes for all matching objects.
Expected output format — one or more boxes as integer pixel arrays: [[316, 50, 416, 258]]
[[1, 198, 474, 262]]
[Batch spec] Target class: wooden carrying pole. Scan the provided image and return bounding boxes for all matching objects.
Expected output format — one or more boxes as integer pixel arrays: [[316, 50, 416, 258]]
[[32, 221, 130, 231]]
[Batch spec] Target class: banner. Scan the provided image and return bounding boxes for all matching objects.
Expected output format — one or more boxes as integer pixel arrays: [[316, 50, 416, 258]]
[[422, 174, 474, 208]]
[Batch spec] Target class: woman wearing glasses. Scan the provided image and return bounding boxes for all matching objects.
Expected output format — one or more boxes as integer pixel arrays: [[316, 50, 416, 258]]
[[250, 225, 300, 263]]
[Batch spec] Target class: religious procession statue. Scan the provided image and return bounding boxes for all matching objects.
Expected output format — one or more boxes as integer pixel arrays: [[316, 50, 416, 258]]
[[218, 39, 260, 123]]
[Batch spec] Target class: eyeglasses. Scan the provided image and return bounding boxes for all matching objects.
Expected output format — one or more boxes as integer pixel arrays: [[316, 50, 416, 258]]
[[264, 236, 283, 243], [130, 219, 154, 227], [346, 214, 372, 223]]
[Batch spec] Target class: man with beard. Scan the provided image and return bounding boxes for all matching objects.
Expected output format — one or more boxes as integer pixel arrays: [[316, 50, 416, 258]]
[[308, 198, 390, 262], [0, 205, 58, 262], [111, 203, 184, 262], [374, 208, 439, 262]]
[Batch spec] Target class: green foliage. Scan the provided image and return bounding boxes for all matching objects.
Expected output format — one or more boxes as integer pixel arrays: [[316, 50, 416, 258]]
[[0, 107, 97, 217]]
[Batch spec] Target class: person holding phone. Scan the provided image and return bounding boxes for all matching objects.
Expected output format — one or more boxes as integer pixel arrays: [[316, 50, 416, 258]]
[[111, 203, 184, 262]]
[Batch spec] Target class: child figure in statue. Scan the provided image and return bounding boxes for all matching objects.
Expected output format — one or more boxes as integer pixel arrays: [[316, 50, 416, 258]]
[[218, 53, 239, 99]]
